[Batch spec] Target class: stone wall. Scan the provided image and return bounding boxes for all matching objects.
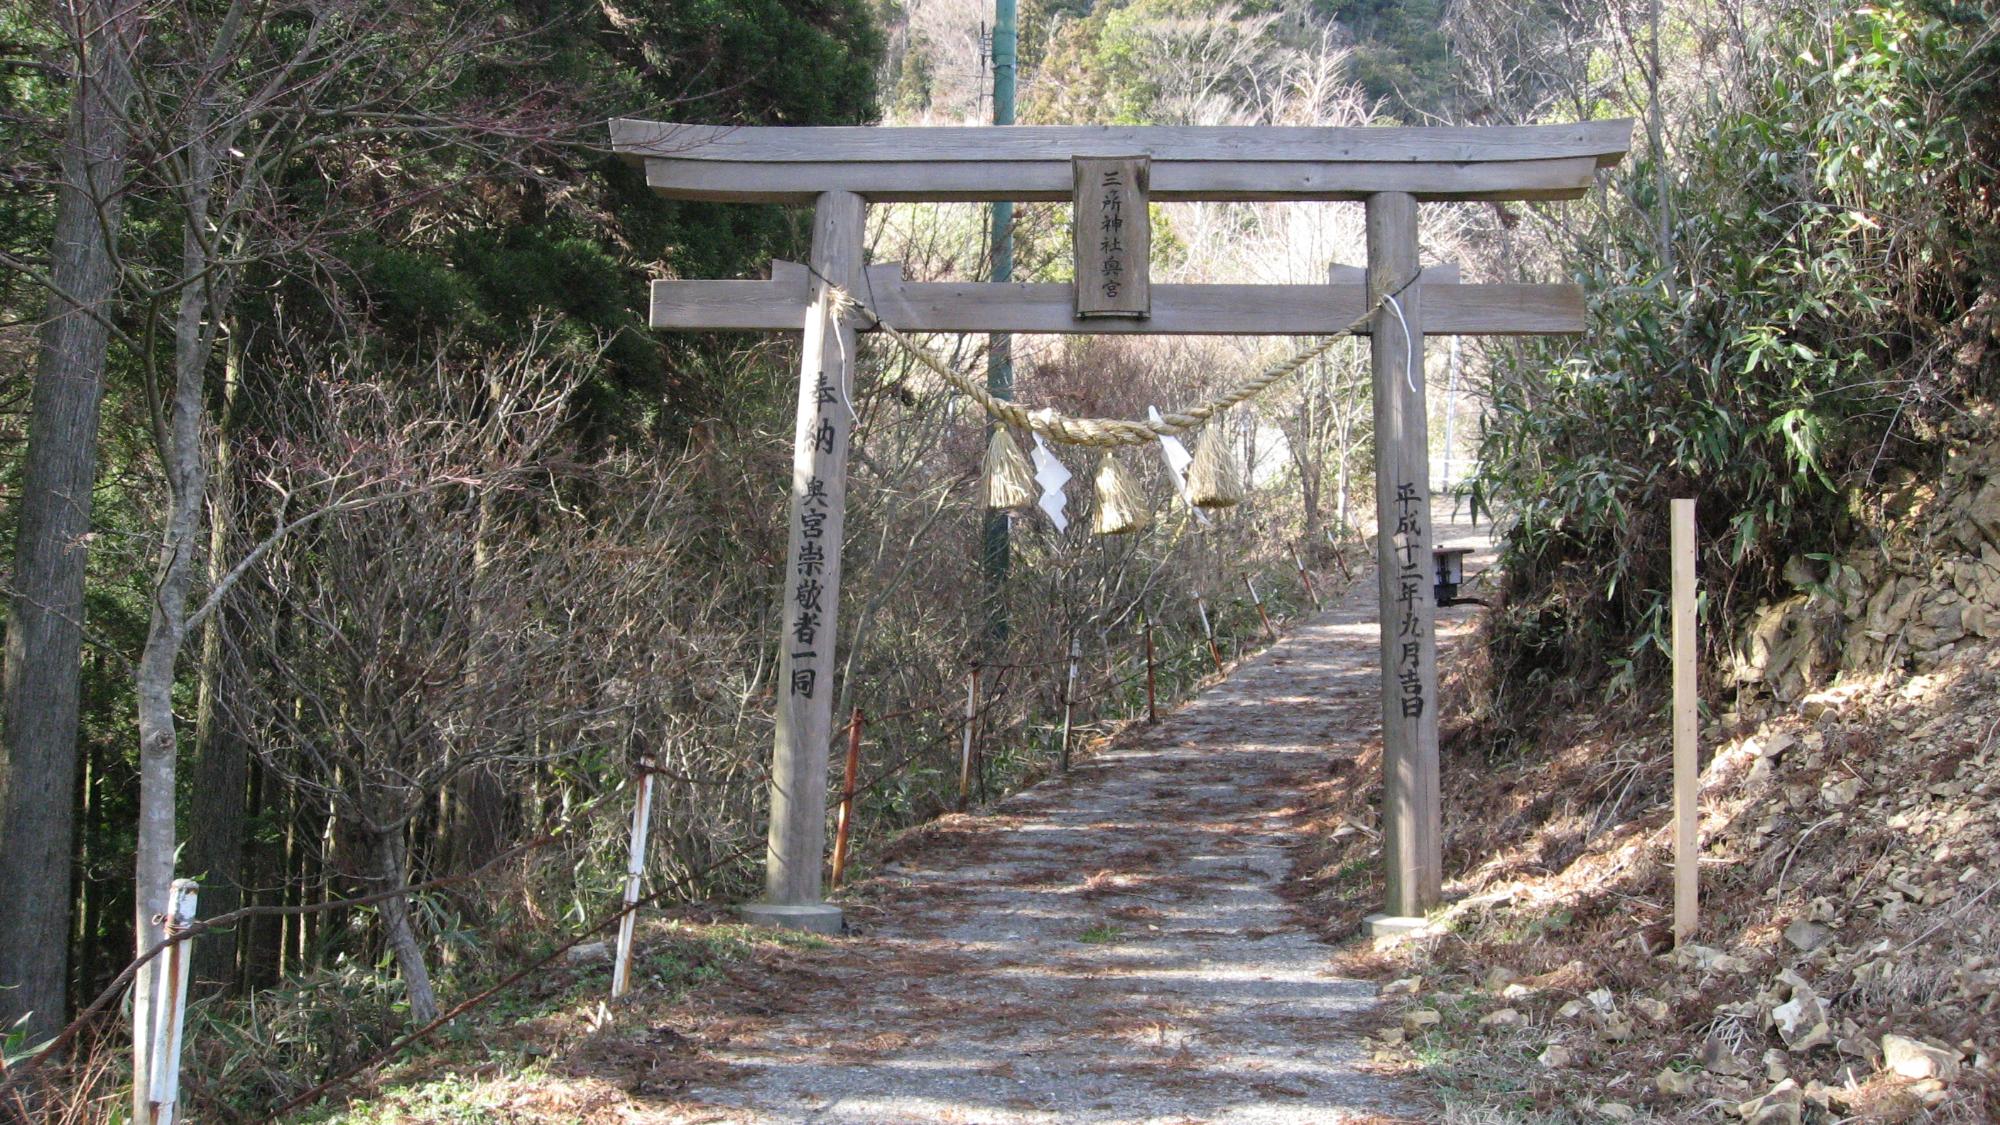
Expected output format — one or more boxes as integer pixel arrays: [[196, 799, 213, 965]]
[[1733, 439, 2000, 703]]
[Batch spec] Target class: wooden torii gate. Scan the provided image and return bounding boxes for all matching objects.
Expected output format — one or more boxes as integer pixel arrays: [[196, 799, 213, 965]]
[[613, 118, 1631, 934]]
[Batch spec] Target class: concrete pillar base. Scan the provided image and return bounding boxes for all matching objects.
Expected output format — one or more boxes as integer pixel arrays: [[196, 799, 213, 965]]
[[1363, 913, 1434, 940], [740, 901, 844, 935]]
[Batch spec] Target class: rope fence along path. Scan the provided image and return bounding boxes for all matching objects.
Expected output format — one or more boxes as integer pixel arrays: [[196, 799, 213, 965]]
[[840, 269, 1424, 448]]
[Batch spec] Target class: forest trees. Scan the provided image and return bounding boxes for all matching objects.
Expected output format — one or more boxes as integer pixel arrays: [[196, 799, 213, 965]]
[[0, 0, 881, 1058], [1472, 0, 2000, 707], [218, 347, 585, 1026], [0, 0, 144, 1043], [102, 5, 579, 1097]]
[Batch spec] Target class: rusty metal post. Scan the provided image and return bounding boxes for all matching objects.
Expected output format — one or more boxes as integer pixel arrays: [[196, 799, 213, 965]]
[[1291, 544, 1322, 611], [1194, 590, 1224, 673], [1246, 575, 1276, 641], [830, 708, 863, 889]]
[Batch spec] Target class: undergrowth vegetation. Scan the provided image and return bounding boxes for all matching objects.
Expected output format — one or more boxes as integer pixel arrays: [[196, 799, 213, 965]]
[[1478, 0, 1999, 721]]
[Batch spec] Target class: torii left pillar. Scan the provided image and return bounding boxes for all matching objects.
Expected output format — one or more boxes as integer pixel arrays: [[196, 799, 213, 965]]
[[742, 189, 864, 934]]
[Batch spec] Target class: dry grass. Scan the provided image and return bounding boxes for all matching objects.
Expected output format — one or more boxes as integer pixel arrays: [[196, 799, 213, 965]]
[[1289, 618, 2000, 1121]]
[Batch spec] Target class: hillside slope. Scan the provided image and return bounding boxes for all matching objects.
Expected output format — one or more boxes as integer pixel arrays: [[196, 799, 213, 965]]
[[1294, 461, 2000, 1121]]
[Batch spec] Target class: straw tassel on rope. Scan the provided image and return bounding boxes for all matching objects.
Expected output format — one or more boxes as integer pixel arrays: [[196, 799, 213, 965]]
[[1091, 452, 1150, 535], [1185, 412, 1244, 509], [980, 428, 1037, 510]]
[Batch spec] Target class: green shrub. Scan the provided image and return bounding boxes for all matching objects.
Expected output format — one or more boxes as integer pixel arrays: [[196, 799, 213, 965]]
[[1478, 0, 1998, 715]]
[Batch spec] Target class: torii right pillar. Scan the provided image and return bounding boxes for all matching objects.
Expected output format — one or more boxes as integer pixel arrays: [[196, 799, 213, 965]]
[[1365, 191, 1443, 933]]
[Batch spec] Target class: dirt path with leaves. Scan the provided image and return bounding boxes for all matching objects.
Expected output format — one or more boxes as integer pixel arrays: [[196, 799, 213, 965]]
[[632, 521, 1493, 1124]]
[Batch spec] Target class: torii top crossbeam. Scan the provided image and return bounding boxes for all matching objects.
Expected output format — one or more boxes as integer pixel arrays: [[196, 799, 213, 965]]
[[613, 117, 1631, 935], [612, 119, 1631, 203]]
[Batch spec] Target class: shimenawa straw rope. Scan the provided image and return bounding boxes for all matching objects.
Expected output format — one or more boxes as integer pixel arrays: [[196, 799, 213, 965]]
[[825, 268, 1424, 449]]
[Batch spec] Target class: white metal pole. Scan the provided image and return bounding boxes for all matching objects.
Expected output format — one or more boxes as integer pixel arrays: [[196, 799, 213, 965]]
[[958, 667, 979, 809], [147, 879, 198, 1125], [612, 754, 657, 999], [1194, 590, 1223, 672], [1060, 637, 1081, 771]]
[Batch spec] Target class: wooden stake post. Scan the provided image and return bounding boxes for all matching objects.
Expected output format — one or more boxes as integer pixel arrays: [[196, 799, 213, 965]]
[[613, 118, 1629, 932], [1671, 499, 1699, 942]]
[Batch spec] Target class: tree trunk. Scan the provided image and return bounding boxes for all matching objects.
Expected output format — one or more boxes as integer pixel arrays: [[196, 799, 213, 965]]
[[0, 0, 140, 1041], [446, 392, 511, 875], [133, 123, 224, 1123], [371, 828, 439, 1025], [188, 336, 247, 993]]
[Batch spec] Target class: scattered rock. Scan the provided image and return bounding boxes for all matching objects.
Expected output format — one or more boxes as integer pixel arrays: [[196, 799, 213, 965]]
[[1381, 976, 1422, 997], [1480, 1007, 1525, 1028], [1677, 943, 1754, 974], [1584, 987, 1616, 1014], [1770, 977, 1832, 1051], [1539, 1044, 1573, 1069], [565, 941, 610, 963], [1596, 1102, 1636, 1121], [1634, 997, 1671, 1024], [1482, 966, 1520, 992], [1735, 1078, 1803, 1124], [1820, 776, 1863, 806], [1763, 1048, 1791, 1081], [1760, 732, 1798, 759], [1882, 1033, 1961, 1081], [1402, 1008, 1441, 1034], [1837, 1034, 1881, 1066], [1656, 1068, 1695, 1096], [1782, 919, 1833, 953], [1703, 1036, 1749, 1076]]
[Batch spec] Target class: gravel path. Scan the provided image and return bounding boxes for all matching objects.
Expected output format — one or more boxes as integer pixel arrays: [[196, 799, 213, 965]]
[[651, 526, 1497, 1124]]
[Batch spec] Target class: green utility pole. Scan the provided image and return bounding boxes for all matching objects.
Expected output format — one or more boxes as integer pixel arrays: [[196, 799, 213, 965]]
[[981, 0, 1018, 640]]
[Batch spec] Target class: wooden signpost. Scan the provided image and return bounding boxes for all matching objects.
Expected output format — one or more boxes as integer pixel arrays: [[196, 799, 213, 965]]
[[1073, 156, 1150, 318], [615, 117, 1630, 934]]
